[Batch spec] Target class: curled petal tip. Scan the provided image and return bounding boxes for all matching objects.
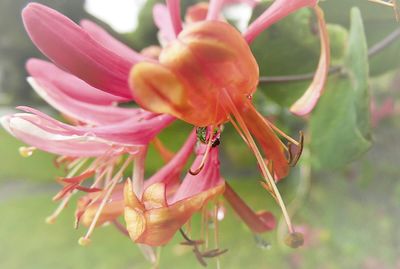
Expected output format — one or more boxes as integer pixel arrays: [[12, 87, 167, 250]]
[[290, 6, 330, 116]]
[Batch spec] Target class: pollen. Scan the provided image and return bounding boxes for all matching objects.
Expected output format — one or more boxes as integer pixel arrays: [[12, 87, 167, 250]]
[[19, 146, 35, 157], [78, 237, 91, 246], [45, 216, 56, 224]]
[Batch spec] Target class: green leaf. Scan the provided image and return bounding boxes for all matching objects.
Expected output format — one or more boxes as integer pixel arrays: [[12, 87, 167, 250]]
[[344, 8, 372, 140], [310, 7, 372, 169]]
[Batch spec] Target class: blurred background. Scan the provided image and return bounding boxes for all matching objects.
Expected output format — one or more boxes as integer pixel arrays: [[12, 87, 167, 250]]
[[0, 0, 399, 268]]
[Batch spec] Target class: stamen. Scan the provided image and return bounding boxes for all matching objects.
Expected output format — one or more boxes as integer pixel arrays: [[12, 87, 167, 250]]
[[78, 176, 119, 246], [222, 89, 297, 240], [19, 146, 35, 157], [78, 156, 133, 245], [179, 228, 207, 267], [46, 194, 73, 224], [132, 147, 147, 198], [229, 116, 250, 146], [212, 201, 221, 269], [66, 158, 88, 178], [189, 132, 213, 175], [266, 121, 300, 146], [284, 232, 304, 249], [287, 131, 304, 167]]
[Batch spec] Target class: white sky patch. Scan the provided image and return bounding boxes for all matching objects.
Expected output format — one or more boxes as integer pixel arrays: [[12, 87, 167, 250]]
[[223, 3, 253, 32], [84, 0, 146, 33]]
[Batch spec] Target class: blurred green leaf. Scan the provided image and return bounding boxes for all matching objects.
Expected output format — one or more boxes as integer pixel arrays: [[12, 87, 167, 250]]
[[310, 8, 372, 169]]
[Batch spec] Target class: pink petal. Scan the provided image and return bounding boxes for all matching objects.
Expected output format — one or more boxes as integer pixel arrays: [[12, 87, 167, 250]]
[[1, 114, 138, 157], [22, 3, 135, 99], [145, 130, 197, 187], [26, 59, 126, 105], [153, 4, 176, 43], [166, 0, 183, 36], [290, 6, 330, 116], [80, 20, 147, 63], [84, 114, 175, 145], [207, 0, 225, 21], [171, 146, 223, 203], [16, 106, 175, 146], [243, 0, 317, 43], [27, 76, 137, 125]]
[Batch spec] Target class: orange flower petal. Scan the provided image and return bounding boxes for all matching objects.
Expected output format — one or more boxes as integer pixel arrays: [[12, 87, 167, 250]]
[[124, 181, 225, 246]]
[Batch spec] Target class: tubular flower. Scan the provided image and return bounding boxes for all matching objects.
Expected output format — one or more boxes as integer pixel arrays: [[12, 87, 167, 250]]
[[130, 0, 328, 243], [0, 0, 331, 264]]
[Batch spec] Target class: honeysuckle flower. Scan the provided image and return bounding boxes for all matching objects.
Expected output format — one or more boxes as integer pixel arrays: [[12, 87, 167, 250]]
[[0, 0, 332, 263], [131, 0, 328, 243]]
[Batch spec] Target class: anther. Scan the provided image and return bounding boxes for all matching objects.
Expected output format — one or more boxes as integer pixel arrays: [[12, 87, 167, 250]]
[[287, 131, 304, 166], [284, 232, 304, 248], [45, 216, 56, 224], [19, 146, 35, 157], [189, 133, 213, 175], [78, 237, 91, 246]]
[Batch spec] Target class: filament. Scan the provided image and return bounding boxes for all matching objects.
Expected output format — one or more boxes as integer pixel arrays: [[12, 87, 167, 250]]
[[189, 130, 213, 175], [79, 176, 119, 246], [222, 89, 294, 234]]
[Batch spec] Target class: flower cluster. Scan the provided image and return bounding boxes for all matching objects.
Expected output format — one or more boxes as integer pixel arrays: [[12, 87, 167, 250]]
[[1, 0, 329, 264]]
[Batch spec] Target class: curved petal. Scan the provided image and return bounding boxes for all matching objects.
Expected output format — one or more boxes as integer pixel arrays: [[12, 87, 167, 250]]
[[1, 113, 138, 157], [207, 0, 223, 21], [80, 20, 147, 63], [27, 75, 141, 125], [153, 4, 176, 43], [224, 183, 275, 233], [166, 0, 183, 36], [26, 59, 126, 105], [16, 106, 175, 145], [22, 3, 135, 99], [171, 146, 223, 203], [290, 6, 330, 116], [243, 0, 317, 43]]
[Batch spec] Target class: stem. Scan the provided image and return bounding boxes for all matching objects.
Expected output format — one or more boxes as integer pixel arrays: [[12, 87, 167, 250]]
[[259, 27, 400, 83]]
